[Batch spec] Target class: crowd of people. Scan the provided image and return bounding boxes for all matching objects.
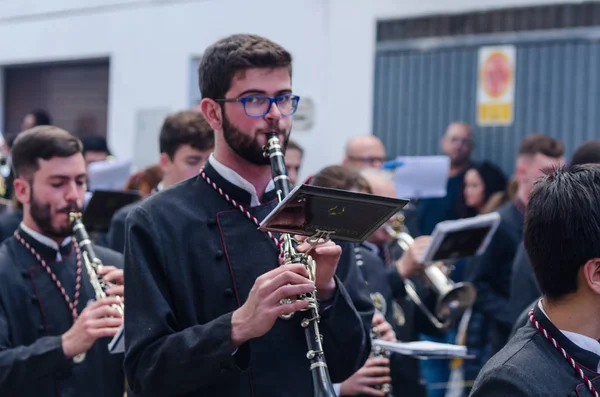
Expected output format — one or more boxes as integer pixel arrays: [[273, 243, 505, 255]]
[[0, 32, 599, 397]]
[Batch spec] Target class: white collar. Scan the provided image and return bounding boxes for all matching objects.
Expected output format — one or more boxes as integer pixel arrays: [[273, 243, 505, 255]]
[[538, 299, 600, 372], [156, 181, 164, 192], [208, 154, 275, 207], [19, 222, 72, 261]]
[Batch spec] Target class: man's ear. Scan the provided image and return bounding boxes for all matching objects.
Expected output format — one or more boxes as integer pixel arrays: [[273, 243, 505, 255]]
[[583, 258, 600, 296], [13, 177, 31, 206], [200, 98, 223, 131]]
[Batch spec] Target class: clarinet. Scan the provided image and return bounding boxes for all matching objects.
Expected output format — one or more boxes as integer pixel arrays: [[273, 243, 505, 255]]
[[69, 212, 124, 317], [264, 132, 336, 397], [370, 311, 393, 397]]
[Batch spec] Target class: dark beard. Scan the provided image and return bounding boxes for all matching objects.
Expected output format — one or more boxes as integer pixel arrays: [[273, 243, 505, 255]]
[[30, 188, 81, 239], [222, 111, 289, 166]]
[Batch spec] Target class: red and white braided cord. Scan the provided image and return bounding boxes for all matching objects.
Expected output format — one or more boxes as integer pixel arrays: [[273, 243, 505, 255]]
[[528, 309, 599, 397], [15, 231, 83, 321], [200, 170, 284, 260]]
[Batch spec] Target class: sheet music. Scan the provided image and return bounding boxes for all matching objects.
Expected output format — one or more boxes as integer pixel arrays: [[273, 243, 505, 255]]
[[418, 212, 501, 263], [390, 156, 450, 199], [373, 340, 468, 358], [108, 324, 124, 354], [88, 159, 132, 191]]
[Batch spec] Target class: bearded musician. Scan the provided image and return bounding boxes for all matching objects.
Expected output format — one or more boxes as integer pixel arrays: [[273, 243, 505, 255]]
[[122, 33, 373, 397], [0, 127, 125, 397]]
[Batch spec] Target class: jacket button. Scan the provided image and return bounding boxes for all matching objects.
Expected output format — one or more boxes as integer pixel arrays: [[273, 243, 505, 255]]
[[30, 295, 38, 303], [38, 325, 45, 332], [215, 250, 224, 259], [21, 271, 29, 278], [224, 288, 233, 298], [207, 218, 217, 227]]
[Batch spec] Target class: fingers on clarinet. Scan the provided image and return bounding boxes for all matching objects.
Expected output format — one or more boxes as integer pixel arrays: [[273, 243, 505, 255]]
[[362, 366, 391, 377], [88, 317, 123, 329], [96, 266, 116, 275], [276, 299, 310, 317], [89, 327, 122, 339], [89, 304, 122, 319], [365, 376, 392, 386], [273, 283, 315, 303], [360, 385, 389, 396], [366, 357, 390, 367]]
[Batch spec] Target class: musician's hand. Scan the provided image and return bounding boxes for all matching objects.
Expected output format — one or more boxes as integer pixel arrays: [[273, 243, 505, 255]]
[[395, 235, 432, 279], [372, 313, 396, 342], [97, 266, 124, 297], [230, 264, 315, 347], [61, 297, 123, 359], [294, 236, 341, 300], [339, 357, 392, 397]]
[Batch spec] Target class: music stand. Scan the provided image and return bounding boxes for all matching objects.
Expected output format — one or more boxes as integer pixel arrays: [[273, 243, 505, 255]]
[[259, 184, 409, 242], [82, 190, 141, 233], [418, 212, 501, 264]]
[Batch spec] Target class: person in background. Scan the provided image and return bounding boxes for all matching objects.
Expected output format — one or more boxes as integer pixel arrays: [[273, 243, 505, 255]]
[[359, 167, 448, 397], [508, 139, 600, 333], [461, 161, 508, 218], [419, 160, 507, 397], [123, 165, 163, 199], [464, 133, 564, 383], [342, 135, 387, 169], [310, 165, 398, 396], [106, 110, 214, 254], [470, 164, 600, 396], [285, 139, 304, 186], [0, 126, 125, 396], [80, 136, 111, 166], [21, 109, 52, 131], [413, 122, 475, 237]]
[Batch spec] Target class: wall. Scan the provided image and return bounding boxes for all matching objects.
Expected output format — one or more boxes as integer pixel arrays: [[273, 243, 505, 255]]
[[0, 0, 585, 178]]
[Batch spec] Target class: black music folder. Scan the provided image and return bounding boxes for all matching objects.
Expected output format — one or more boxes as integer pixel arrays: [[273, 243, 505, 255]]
[[418, 212, 501, 263], [82, 190, 141, 232], [259, 184, 409, 242]]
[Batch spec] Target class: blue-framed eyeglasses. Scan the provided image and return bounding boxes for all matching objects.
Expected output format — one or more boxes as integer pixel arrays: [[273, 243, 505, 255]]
[[216, 94, 300, 118]]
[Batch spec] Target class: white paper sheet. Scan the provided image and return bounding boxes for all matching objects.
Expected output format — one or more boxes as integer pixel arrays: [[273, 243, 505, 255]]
[[88, 159, 132, 191], [390, 156, 450, 199], [373, 339, 468, 358]]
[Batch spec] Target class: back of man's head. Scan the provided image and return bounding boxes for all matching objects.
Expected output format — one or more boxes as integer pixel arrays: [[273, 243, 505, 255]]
[[524, 164, 600, 302], [570, 140, 600, 166], [159, 111, 214, 159], [360, 167, 395, 198]]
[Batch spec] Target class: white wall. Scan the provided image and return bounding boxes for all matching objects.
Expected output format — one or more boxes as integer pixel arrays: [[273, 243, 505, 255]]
[[0, 0, 584, 179]]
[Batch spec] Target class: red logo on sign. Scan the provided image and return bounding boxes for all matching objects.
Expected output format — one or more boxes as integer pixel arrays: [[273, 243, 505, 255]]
[[482, 52, 511, 98]]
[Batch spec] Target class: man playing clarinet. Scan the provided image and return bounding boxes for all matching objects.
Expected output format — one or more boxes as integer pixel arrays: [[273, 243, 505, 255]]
[[123, 33, 373, 397]]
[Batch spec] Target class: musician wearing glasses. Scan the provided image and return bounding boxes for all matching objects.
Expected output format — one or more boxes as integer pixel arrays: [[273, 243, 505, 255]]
[[470, 164, 600, 396], [342, 135, 388, 169], [0, 127, 125, 397], [123, 34, 373, 397]]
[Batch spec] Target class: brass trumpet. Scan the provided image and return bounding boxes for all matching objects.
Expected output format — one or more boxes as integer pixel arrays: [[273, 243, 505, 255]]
[[385, 215, 476, 330]]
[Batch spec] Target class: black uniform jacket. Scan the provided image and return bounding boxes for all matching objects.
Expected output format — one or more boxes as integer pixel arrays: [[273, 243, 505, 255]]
[[470, 303, 600, 397], [0, 228, 125, 397], [123, 162, 374, 397]]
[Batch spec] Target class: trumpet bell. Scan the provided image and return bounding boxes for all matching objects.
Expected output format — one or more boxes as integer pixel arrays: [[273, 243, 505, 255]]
[[435, 281, 477, 324]]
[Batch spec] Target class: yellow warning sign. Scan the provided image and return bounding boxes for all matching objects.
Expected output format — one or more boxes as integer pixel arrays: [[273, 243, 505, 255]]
[[477, 46, 516, 126]]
